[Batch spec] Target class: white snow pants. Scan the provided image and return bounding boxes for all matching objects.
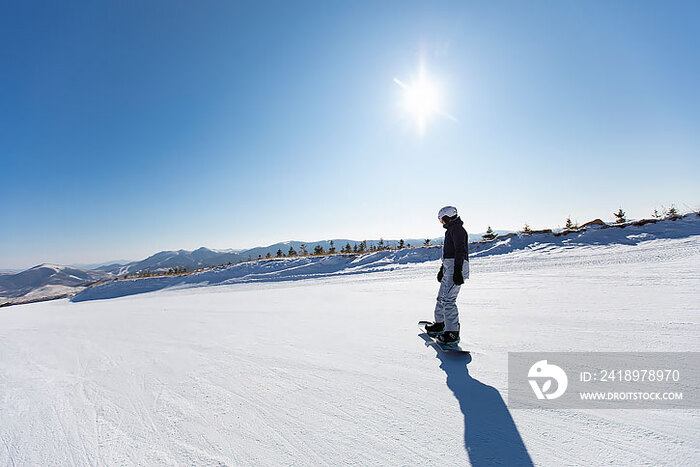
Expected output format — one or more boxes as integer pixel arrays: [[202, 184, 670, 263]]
[[433, 258, 469, 332]]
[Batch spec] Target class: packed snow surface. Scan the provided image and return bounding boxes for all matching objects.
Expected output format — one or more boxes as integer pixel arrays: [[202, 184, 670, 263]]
[[0, 218, 699, 466]]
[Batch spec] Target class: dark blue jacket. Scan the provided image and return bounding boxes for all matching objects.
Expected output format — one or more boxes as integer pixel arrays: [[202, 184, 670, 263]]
[[443, 217, 469, 272]]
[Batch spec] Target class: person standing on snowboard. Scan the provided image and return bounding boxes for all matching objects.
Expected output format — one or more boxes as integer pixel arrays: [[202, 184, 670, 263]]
[[425, 206, 469, 345]]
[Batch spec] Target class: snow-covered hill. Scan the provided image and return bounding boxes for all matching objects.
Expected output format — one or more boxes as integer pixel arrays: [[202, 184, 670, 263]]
[[74, 213, 700, 303], [95, 247, 244, 276], [0, 229, 514, 305], [4, 216, 695, 307], [1, 215, 698, 465], [94, 240, 445, 276], [73, 248, 443, 302], [93, 234, 506, 276], [0, 264, 111, 305]]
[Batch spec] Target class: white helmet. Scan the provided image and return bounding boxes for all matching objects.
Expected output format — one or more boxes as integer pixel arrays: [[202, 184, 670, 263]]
[[438, 206, 458, 220]]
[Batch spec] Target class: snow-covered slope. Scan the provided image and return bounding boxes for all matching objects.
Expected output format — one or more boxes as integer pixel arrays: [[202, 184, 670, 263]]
[[1, 219, 698, 466]]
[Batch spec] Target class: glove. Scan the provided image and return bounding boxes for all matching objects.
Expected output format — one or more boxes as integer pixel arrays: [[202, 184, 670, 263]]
[[453, 269, 464, 285], [437, 265, 444, 282]]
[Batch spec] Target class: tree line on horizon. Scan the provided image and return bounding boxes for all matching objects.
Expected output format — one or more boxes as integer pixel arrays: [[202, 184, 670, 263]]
[[261, 238, 434, 260], [511, 204, 685, 238]]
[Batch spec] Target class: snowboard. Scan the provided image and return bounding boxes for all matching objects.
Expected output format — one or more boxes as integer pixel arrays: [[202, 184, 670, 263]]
[[418, 321, 470, 354]]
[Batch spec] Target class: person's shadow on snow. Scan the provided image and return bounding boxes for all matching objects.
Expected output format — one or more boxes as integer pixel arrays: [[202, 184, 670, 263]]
[[420, 335, 534, 466]]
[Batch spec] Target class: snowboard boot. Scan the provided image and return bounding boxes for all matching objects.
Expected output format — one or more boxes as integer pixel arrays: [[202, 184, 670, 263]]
[[436, 330, 460, 346], [425, 321, 445, 336]]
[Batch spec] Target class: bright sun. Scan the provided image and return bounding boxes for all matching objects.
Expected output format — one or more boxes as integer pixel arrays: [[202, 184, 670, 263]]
[[394, 68, 444, 135]]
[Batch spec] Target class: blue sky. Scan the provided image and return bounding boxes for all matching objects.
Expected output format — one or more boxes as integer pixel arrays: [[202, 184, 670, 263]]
[[1, 1, 698, 269]]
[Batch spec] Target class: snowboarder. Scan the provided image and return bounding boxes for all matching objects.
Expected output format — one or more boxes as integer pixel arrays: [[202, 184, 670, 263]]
[[425, 206, 469, 345]]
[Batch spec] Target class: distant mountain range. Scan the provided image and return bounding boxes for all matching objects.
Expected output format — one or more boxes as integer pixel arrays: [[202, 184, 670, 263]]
[[4, 212, 698, 308], [1, 232, 510, 306], [0, 264, 111, 304], [93, 234, 508, 275], [72, 213, 700, 303]]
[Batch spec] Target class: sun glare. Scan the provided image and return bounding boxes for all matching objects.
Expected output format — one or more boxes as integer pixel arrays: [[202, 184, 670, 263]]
[[394, 68, 445, 135]]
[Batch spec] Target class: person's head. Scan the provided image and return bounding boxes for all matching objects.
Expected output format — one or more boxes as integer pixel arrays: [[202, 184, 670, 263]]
[[438, 206, 458, 225]]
